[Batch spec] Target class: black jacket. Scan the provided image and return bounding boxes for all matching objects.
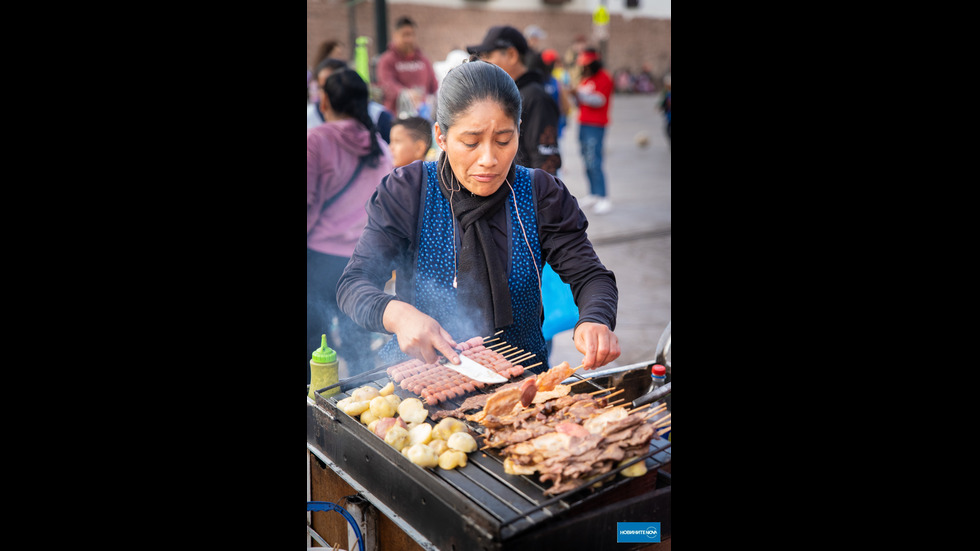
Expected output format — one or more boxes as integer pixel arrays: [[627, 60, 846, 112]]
[[514, 70, 562, 175], [337, 161, 617, 337]]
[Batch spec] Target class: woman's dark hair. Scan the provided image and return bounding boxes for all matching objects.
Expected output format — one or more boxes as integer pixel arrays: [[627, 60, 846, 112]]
[[436, 60, 522, 135], [323, 68, 383, 166], [314, 58, 348, 82]]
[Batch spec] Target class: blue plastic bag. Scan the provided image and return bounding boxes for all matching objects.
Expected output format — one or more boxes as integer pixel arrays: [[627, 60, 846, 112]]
[[540, 263, 579, 341]]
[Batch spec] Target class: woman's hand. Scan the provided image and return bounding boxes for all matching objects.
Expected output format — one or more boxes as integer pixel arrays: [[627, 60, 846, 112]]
[[382, 300, 459, 365], [573, 322, 621, 370]]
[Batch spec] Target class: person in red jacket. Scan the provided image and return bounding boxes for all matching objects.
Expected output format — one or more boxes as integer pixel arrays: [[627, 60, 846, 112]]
[[376, 16, 439, 118], [573, 48, 614, 214]]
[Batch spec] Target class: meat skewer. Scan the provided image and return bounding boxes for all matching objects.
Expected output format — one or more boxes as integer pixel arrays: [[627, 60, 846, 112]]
[[389, 338, 546, 407], [459, 365, 666, 496]]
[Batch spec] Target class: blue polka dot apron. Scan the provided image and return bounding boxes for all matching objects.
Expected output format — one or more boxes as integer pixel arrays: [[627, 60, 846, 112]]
[[380, 161, 548, 373]]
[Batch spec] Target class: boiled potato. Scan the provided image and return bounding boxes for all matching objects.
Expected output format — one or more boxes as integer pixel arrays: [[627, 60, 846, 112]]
[[403, 408, 428, 424], [428, 439, 448, 456], [384, 394, 401, 410], [431, 418, 466, 441], [396, 398, 428, 424], [384, 425, 409, 451], [373, 417, 407, 439], [447, 431, 477, 453], [408, 423, 433, 447], [619, 458, 648, 478], [378, 381, 395, 396], [351, 386, 381, 403], [438, 449, 468, 470], [370, 396, 396, 418], [397, 397, 424, 416], [342, 400, 371, 417], [360, 409, 379, 426], [406, 444, 439, 468], [336, 396, 353, 411]]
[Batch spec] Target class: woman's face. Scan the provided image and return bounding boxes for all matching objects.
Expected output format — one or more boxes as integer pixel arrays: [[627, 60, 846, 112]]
[[435, 99, 519, 196]]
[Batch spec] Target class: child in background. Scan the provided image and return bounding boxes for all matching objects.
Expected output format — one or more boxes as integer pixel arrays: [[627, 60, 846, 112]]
[[388, 116, 433, 167], [383, 116, 434, 292]]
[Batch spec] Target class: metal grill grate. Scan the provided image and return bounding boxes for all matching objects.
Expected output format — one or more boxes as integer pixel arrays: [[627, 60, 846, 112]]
[[318, 353, 671, 541]]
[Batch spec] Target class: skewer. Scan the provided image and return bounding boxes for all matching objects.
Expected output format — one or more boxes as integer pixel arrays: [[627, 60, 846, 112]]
[[599, 388, 625, 401], [502, 347, 526, 359], [482, 337, 501, 345], [570, 364, 585, 372], [586, 387, 613, 395], [630, 402, 667, 416], [510, 352, 535, 364], [523, 361, 543, 371], [626, 402, 655, 415], [494, 329, 504, 335], [656, 426, 671, 436], [488, 341, 510, 350], [650, 413, 672, 427], [605, 398, 627, 408], [639, 408, 664, 422]]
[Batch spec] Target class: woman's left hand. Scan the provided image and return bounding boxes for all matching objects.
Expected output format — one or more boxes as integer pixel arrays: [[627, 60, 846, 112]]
[[573, 322, 621, 370]]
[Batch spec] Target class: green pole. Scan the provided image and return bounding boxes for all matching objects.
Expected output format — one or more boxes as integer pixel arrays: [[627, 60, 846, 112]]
[[355, 36, 370, 84]]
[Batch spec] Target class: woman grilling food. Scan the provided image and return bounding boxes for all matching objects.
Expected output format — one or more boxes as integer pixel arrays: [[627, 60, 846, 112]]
[[337, 59, 620, 374]]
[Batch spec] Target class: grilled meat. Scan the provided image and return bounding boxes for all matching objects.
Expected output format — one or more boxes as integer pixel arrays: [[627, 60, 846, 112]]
[[476, 391, 659, 496]]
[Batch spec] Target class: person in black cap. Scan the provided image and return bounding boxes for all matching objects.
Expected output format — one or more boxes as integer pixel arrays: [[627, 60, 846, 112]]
[[467, 26, 561, 176]]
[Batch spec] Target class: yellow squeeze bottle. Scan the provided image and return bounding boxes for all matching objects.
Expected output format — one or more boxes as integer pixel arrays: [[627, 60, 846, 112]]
[[308, 334, 339, 399]]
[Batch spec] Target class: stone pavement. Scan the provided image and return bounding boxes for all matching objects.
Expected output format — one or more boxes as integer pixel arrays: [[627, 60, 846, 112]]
[[548, 93, 671, 370]]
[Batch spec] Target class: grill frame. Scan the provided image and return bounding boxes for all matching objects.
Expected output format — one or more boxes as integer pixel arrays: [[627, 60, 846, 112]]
[[307, 368, 671, 549]]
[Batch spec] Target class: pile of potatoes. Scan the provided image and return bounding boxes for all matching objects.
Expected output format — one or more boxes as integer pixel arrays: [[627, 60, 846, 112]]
[[335, 382, 478, 470]]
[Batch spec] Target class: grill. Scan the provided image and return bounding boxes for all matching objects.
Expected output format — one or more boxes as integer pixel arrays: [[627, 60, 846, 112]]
[[307, 350, 671, 550]]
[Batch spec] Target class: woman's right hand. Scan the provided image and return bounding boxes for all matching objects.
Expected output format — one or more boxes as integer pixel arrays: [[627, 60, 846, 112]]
[[382, 300, 460, 365]]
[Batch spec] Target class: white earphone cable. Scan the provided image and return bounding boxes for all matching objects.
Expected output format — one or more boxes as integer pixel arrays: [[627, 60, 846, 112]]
[[507, 180, 543, 311]]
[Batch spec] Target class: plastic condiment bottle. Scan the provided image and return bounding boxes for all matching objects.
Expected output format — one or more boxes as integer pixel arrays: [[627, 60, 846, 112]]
[[309, 334, 339, 399], [650, 364, 669, 441], [651, 364, 667, 389]]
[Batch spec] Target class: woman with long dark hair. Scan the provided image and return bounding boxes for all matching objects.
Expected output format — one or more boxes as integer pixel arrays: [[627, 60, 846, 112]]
[[307, 68, 393, 381], [337, 60, 620, 373]]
